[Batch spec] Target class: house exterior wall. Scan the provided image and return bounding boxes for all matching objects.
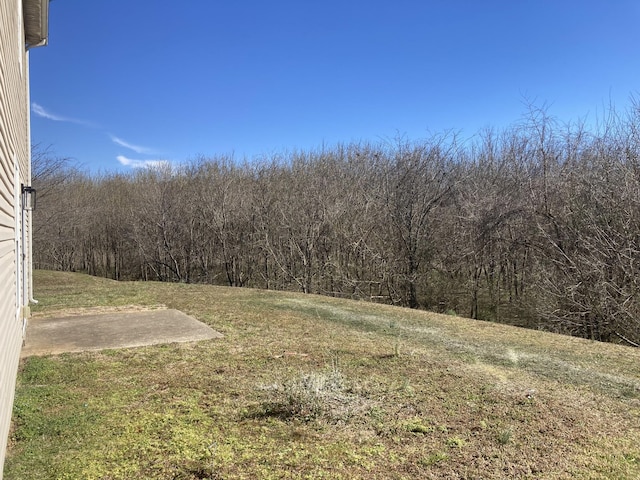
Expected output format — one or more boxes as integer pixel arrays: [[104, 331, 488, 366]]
[[0, 0, 32, 474]]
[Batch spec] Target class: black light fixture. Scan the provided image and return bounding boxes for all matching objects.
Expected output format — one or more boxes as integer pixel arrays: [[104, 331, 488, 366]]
[[21, 185, 36, 211]]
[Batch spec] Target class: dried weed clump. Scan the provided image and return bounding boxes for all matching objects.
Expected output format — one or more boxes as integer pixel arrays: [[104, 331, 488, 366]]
[[261, 367, 370, 422]]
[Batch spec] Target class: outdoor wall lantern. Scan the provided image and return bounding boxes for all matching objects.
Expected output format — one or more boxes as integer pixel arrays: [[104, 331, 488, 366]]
[[21, 185, 36, 211]]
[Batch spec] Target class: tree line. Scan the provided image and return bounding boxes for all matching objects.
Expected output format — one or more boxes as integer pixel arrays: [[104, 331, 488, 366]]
[[32, 104, 640, 346]]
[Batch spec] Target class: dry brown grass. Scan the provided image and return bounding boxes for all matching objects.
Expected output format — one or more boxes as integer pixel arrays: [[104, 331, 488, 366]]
[[4, 270, 640, 479]]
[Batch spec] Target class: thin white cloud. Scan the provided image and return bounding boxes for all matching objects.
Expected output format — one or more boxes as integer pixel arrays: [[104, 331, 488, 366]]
[[31, 103, 67, 121], [31, 102, 95, 127], [110, 135, 157, 155], [33, 103, 167, 167], [117, 155, 170, 169]]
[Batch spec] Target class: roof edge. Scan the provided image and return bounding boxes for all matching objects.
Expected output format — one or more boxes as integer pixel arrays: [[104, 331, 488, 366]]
[[23, 0, 49, 49]]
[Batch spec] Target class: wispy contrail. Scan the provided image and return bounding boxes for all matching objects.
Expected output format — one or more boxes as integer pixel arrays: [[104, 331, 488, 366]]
[[31, 102, 96, 127], [32, 102, 169, 169], [110, 135, 157, 155]]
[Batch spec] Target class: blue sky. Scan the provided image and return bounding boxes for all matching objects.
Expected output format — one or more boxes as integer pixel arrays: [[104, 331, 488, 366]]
[[29, 0, 640, 172]]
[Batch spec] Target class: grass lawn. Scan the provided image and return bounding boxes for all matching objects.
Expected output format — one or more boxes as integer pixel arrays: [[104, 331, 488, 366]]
[[5, 270, 640, 479]]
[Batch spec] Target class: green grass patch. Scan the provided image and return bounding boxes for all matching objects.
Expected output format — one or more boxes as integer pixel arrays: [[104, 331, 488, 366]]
[[4, 270, 640, 479]]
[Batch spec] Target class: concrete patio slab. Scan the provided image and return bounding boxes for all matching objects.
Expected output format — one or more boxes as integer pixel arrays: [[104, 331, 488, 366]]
[[21, 309, 223, 357]]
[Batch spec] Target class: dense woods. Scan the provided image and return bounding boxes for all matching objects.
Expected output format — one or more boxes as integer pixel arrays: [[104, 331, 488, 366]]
[[33, 105, 640, 346]]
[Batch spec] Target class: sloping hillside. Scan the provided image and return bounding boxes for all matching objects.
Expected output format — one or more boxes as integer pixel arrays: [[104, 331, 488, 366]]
[[5, 271, 640, 479]]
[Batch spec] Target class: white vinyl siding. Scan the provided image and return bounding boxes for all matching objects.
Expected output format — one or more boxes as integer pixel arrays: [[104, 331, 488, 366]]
[[0, 0, 32, 475]]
